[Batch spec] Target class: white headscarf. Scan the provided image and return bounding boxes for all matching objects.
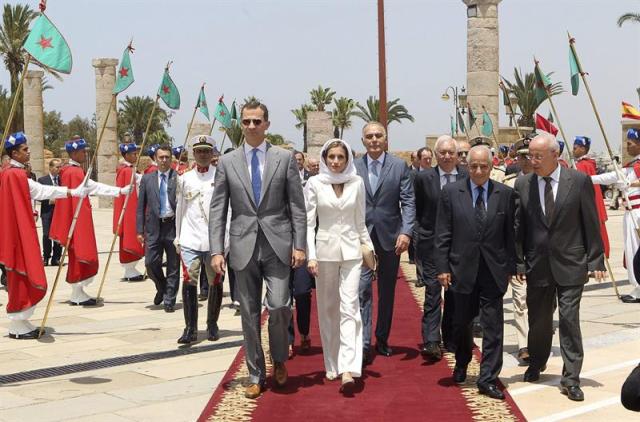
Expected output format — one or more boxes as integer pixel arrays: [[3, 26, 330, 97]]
[[315, 138, 358, 185]]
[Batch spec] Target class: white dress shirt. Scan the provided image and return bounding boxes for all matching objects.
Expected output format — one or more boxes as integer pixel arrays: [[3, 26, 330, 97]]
[[537, 163, 561, 215], [366, 152, 386, 190], [244, 140, 267, 179], [157, 170, 174, 218], [10, 159, 68, 201], [438, 166, 459, 189]]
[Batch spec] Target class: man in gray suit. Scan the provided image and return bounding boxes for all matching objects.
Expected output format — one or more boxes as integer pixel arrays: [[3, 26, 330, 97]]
[[209, 100, 306, 399], [356, 121, 415, 364], [137, 145, 179, 313]]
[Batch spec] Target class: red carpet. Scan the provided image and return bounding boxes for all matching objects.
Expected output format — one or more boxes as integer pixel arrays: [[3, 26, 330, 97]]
[[200, 269, 526, 421]]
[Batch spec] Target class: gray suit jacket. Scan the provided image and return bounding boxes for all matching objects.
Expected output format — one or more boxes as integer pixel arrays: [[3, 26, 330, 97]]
[[136, 169, 178, 243], [355, 153, 415, 251], [209, 144, 307, 271]]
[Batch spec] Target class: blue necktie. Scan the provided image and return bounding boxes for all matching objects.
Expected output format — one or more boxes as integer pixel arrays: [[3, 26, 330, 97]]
[[159, 173, 167, 216], [370, 160, 379, 191], [251, 148, 261, 205]]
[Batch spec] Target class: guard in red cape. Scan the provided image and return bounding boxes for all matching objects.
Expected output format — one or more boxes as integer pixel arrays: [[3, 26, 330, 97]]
[[114, 142, 145, 281], [573, 136, 610, 257], [50, 136, 131, 306], [171, 145, 189, 175], [0, 132, 85, 339], [144, 144, 159, 174]]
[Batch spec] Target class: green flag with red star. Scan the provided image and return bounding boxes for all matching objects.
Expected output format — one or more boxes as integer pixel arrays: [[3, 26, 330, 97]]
[[214, 96, 232, 128], [230, 100, 238, 121], [113, 44, 134, 94], [481, 111, 493, 137], [534, 61, 552, 104], [23, 13, 72, 74], [157, 68, 180, 109], [197, 86, 210, 120]]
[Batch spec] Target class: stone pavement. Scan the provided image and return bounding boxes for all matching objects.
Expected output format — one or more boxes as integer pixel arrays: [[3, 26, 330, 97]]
[[0, 207, 638, 421]]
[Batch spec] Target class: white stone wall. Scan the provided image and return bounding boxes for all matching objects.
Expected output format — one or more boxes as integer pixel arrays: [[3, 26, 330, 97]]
[[23, 70, 44, 176]]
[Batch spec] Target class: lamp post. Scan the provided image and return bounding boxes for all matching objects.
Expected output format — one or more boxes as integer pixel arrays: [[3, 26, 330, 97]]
[[441, 86, 467, 135]]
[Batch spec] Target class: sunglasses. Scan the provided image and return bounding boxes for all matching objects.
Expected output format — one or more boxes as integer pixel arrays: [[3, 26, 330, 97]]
[[242, 119, 263, 126], [364, 133, 385, 140], [458, 151, 469, 157]]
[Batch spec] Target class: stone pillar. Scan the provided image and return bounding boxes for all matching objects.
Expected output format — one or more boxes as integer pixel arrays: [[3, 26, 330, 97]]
[[306, 111, 333, 160], [92, 58, 119, 207], [23, 70, 45, 176], [463, 0, 501, 132]]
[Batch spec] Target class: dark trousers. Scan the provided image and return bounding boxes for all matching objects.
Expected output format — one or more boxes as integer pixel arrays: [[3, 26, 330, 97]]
[[41, 213, 61, 262], [288, 265, 314, 343], [527, 283, 584, 387], [453, 257, 504, 386], [359, 230, 400, 347], [145, 219, 180, 306]]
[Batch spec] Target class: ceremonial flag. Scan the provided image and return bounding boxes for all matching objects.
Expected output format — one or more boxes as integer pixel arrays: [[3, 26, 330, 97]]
[[468, 105, 476, 129], [536, 112, 558, 135], [569, 45, 581, 96], [158, 68, 180, 109], [534, 63, 552, 103], [622, 102, 640, 120], [481, 111, 493, 137], [214, 97, 232, 128], [23, 14, 72, 74], [197, 86, 210, 120], [456, 109, 466, 133], [230, 100, 238, 121], [450, 116, 455, 137], [113, 45, 134, 94]]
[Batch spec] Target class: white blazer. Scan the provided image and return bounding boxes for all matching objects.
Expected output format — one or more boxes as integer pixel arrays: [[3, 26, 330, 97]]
[[306, 175, 374, 262]]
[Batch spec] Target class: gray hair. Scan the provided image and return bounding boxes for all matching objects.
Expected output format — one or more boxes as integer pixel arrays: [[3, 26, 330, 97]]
[[532, 132, 560, 152], [434, 135, 458, 153], [469, 145, 493, 165], [361, 121, 387, 137]]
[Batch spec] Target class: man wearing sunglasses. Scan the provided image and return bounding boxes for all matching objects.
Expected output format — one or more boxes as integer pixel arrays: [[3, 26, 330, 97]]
[[355, 122, 415, 364], [456, 140, 471, 167]]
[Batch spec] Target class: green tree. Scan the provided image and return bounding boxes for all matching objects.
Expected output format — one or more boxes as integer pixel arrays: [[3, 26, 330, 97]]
[[332, 97, 356, 138], [118, 95, 170, 143], [43, 110, 65, 154], [291, 103, 315, 152], [0, 4, 37, 94], [353, 96, 415, 127], [501, 68, 563, 128], [266, 133, 286, 146], [0, 84, 12, 130], [309, 85, 335, 112], [618, 12, 640, 26]]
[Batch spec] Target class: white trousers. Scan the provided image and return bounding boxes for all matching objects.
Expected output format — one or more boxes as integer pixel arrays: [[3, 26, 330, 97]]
[[122, 261, 142, 278], [316, 259, 363, 378], [509, 277, 528, 349], [7, 305, 36, 335], [623, 210, 640, 298], [70, 277, 94, 303]]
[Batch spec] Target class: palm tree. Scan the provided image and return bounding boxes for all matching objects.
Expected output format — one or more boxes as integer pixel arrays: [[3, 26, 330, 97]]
[[618, 12, 640, 27], [332, 97, 356, 138], [223, 120, 244, 148], [266, 133, 286, 146], [353, 96, 415, 126], [118, 95, 170, 142], [309, 85, 336, 112], [501, 68, 563, 128], [291, 104, 315, 152], [0, 4, 37, 94]]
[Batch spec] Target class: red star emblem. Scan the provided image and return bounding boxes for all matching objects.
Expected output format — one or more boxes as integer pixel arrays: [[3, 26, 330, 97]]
[[38, 35, 53, 50], [162, 85, 170, 94], [119, 67, 129, 78], [219, 110, 226, 117]]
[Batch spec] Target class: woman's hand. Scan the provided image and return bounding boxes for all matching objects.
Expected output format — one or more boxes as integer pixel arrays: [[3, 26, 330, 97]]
[[307, 259, 319, 277]]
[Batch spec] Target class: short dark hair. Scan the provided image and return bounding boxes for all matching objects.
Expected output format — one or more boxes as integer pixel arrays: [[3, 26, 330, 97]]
[[293, 150, 304, 159], [417, 146, 432, 159], [241, 100, 269, 121], [155, 145, 172, 157]]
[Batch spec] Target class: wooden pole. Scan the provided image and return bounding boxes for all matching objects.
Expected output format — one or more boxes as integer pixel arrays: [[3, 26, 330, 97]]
[[0, 54, 31, 158], [377, 0, 388, 133], [499, 80, 522, 139], [39, 93, 118, 336], [481, 105, 501, 151]]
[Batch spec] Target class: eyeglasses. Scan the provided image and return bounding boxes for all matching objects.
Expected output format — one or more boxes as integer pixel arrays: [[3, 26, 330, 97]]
[[364, 133, 385, 140], [242, 119, 263, 126], [457, 151, 469, 157]]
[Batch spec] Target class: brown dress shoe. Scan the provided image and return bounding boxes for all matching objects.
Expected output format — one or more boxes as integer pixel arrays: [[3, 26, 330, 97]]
[[244, 383, 263, 399], [300, 336, 311, 352], [273, 362, 288, 387]]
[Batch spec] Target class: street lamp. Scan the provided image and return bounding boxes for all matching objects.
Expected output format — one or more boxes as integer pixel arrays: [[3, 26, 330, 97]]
[[441, 85, 466, 135]]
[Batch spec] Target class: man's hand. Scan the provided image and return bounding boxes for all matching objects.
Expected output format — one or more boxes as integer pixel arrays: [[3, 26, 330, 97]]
[[173, 239, 180, 254], [120, 185, 132, 195], [437, 273, 452, 290], [136, 234, 144, 245], [394, 234, 411, 256], [516, 273, 527, 283], [307, 259, 319, 277], [593, 270, 606, 282], [211, 254, 226, 275], [291, 249, 306, 269]]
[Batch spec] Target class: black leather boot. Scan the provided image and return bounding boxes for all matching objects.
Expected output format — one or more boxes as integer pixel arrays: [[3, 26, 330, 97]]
[[177, 284, 198, 344], [206, 283, 223, 341]]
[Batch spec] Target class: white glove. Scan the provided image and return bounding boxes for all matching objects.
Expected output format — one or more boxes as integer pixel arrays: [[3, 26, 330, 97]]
[[120, 185, 132, 195], [70, 186, 88, 198], [615, 179, 630, 190]]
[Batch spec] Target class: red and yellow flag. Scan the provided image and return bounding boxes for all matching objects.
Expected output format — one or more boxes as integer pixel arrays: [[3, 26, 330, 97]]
[[622, 102, 640, 120]]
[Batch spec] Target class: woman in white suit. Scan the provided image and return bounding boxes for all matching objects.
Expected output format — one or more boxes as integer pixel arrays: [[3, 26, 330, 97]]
[[306, 139, 374, 393]]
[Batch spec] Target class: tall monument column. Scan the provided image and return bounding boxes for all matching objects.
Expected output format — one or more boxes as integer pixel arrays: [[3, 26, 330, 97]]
[[463, 0, 502, 132], [23, 70, 45, 176], [92, 58, 119, 207], [305, 111, 333, 160]]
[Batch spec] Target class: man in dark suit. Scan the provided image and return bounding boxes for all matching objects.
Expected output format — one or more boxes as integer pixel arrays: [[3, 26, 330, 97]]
[[136, 145, 179, 313], [435, 145, 517, 400], [515, 133, 605, 402], [356, 121, 415, 364], [414, 135, 467, 360], [38, 159, 62, 266]]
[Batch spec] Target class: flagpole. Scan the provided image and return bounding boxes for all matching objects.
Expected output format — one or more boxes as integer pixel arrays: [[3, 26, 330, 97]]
[[481, 105, 501, 151], [95, 95, 160, 302], [180, 91, 202, 152], [0, 54, 31, 157], [39, 93, 117, 336], [218, 132, 229, 152], [467, 102, 482, 137], [499, 80, 522, 139]]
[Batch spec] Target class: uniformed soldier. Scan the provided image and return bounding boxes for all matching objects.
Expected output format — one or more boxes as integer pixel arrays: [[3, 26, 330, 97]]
[[557, 140, 570, 168], [144, 144, 160, 174], [172, 145, 189, 175]]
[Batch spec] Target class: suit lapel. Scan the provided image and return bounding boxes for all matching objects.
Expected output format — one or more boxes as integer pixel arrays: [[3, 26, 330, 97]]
[[153, 170, 160, 204], [230, 148, 257, 208], [457, 181, 476, 229], [530, 174, 549, 228], [550, 167, 572, 228], [484, 181, 500, 229], [374, 154, 393, 197], [260, 144, 281, 203], [357, 157, 374, 199]]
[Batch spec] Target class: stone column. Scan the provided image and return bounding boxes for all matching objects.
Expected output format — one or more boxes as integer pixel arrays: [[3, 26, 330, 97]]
[[23, 70, 45, 176], [463, 0, 501, 133], [306, 111, 333, 160], [92, 58, 119, 208]]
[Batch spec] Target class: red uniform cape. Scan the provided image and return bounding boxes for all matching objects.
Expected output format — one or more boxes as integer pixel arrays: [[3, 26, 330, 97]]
[[49, 165, 99, 283], [114, 164, 144, 263], [505, 157, 515, 167], [0, 167, 47, 312], [576, 157, 610, 257], [144, 164, 158, 175]]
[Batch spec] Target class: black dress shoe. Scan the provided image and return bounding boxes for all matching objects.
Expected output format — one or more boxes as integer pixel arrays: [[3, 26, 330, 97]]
[[421, 342, 442, 360], [207, 323, 220, 341], [523, 364, 547, 382], [43, 258, 49, 266], [478, 383, 505, 400], [123, 275, 145, 282], [453, 365, 467, 384], [198, 293, 208, 301], [621, 295, 640, 303], [375, 340, 393, 357], [164, 304, 175, 313], [561, 385, 584, 401], [71, 298, 98, 306], [9, 329, 40, 339], [177, 328, 197, 344], [50, 260, 62, 267], [153, 292, 163, 306]]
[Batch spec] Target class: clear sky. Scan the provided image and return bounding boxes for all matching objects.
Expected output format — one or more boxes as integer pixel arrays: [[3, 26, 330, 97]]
[[1, 0, 638, 154]]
